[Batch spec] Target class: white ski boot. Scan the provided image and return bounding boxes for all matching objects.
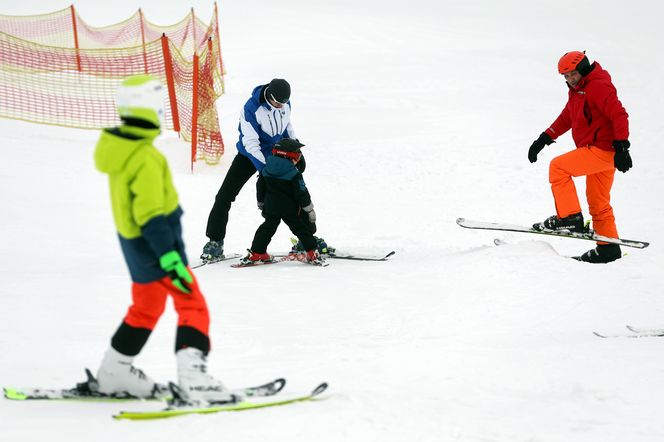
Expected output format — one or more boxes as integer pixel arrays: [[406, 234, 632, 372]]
[[96, 347, 166, 398], [176, 347, 234, 403]]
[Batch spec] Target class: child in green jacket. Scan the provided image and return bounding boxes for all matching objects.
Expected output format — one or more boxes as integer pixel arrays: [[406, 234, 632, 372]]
[[92, 75, 229, 402]]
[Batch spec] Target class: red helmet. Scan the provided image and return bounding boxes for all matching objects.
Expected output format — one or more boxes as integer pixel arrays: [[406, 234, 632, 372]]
[[272, 138, 304, 162], [558, 51, 589, 74]]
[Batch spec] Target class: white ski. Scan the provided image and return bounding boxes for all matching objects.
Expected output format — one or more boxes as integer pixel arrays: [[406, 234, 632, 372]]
[[457, 218, 649, 249]]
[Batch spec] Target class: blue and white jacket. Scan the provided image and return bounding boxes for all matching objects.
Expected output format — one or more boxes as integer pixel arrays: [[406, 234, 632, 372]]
[[236, 84, 296, 171]]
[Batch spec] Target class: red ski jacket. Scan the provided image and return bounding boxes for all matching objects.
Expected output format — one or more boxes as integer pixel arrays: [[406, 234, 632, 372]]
[[544, 62, 629, 151]]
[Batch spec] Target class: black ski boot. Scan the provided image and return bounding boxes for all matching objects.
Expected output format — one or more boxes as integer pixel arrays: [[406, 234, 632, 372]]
[[201, 240, 224, 261], [291, 236, 334, 255], [534, 212, 585, 233], [574, 244, 622, 263]]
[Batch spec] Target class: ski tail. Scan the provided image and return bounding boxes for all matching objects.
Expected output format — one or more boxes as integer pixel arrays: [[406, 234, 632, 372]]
[[4, 375, 285, 402]]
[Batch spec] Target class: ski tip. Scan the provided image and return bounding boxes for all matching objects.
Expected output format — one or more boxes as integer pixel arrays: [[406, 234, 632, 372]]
[[456, 217, 465, 225], [266, 378, 287, 394], [3, 387, 27, 400], [592, 331, 608, 338], [385, 251, 396, 259], [311, 382, 328, 397]]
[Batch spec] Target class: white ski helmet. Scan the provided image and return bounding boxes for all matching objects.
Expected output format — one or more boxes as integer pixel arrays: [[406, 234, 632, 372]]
[[116, 74, 165, 127]]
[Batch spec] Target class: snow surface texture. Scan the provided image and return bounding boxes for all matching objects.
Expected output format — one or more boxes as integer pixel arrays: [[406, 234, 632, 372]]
[[1, 0, 664, 441]]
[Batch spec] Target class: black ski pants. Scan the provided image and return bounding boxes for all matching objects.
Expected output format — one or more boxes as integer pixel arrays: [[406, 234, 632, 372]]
[[205, 154, 257, 241], [251, 211, 317, 254]]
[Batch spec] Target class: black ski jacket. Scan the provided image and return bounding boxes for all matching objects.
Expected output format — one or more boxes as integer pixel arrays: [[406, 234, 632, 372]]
[[257, 155, 312, 217]]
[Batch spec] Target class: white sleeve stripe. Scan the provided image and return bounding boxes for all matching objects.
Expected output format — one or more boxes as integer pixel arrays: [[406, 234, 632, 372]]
[[286, 122, 295, 139], [239, 111, 266, 164]]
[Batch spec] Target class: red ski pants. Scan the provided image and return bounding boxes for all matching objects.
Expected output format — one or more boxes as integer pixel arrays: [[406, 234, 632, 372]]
[[124, 270, 210, 336], [549, 145, 618, 241]]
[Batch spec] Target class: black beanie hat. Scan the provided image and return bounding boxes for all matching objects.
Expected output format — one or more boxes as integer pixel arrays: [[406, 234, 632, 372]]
[[266, 79, 291, 104]]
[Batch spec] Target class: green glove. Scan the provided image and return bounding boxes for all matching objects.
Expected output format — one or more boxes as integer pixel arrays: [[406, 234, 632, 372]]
[[159, 251, 193, 294]]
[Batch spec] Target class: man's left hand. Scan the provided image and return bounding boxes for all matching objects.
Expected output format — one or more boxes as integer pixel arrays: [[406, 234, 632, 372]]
[[613, 140, 632, 173]]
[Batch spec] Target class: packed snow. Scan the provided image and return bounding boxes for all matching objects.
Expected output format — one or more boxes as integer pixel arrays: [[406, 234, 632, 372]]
[[1, 0, 663, 441]]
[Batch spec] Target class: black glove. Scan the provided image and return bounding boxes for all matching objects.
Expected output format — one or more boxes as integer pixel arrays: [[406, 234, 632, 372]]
[[528, 132, 554, 163], [296, 153, 306, 173], [613, 140, 632, 173], [302, 203, 316, 233], [302, 203, 316, 224]]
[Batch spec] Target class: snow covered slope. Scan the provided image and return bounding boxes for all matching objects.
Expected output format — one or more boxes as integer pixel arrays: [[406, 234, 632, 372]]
[[1, 0, 663, 441]]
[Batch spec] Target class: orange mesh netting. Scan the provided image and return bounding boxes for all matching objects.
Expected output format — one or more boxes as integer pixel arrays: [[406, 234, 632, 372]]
[[0, 5, 225, 166]]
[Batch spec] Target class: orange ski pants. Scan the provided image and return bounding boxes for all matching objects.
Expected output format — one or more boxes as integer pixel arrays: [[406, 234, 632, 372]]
[[123, 270, 210, 337], [549, 146, 618, 240]]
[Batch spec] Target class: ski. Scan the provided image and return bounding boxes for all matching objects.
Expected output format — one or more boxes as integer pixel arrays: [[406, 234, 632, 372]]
[[278, 252, 329, 267], [113, 382, 328, 420], [593, 326, 664, 339], [287, 237, 395, 261], [191, 253, 243, 269], [327, 250, 395, 261], [231, 253, 328, 268], [457, 218, 649, 249], [230, 258, 280, 269], [274, 251, 395, 262], [593, 331, 664, 338], [492, 237, 631, 260], [626, 325, 664, 334], [3, 369, 286, 402], [2, 386, 163, 402]]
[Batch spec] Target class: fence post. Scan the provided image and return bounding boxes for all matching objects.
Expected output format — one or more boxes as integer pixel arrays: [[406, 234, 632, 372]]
[[160, 34, 180, 132], [191, 8, 197, 55], [139, 8, 148, 74], [191, 52, 200, 172], [69, 5, 82, 72]]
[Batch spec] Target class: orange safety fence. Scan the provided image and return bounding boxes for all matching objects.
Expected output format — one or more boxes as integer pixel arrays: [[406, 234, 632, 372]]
[[0, 4, 226, 167]]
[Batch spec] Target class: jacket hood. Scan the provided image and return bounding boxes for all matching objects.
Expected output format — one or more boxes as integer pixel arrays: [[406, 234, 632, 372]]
[[262, 155, 298, 180], [572, 62, 611, 90], [250, 84, 268, 108], [94, 125, 159, 174]]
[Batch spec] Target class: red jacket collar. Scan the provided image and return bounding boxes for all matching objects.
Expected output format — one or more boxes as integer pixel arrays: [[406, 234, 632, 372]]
[[567, 62, 607, 90]]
